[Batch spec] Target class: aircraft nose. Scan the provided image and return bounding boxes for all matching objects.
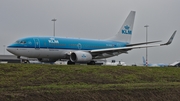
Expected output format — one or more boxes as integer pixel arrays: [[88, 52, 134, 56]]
[[6, 45, 21, 56], [6, 46, 12, 52], [6, 46, 15, 54]]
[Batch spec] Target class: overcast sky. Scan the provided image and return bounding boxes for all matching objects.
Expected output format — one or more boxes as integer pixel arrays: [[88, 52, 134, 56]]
[[1, 0, 180, 65]]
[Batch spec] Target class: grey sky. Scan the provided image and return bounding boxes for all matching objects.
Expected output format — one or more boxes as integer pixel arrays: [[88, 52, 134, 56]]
[[1, 0, 180, 64]]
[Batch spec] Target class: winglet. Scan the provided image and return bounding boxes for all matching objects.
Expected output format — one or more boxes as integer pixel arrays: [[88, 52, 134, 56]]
[[161, 30, 176, 46]]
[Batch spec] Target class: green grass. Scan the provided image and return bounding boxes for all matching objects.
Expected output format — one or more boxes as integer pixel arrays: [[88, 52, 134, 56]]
[[0, 63, 180, 93], [1, 64, 180, 100]]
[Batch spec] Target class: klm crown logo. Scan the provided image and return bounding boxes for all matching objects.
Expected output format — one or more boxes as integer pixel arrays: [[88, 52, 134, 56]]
[[82, 54, 86, 58], [122, 25, 132, 34]]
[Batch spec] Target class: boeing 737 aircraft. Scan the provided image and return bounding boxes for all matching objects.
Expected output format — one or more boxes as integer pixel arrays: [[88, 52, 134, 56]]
[[6, 11, 177, 65]]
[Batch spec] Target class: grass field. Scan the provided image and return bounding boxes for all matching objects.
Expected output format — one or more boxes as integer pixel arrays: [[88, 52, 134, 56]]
[[0, 63, 180, 101]]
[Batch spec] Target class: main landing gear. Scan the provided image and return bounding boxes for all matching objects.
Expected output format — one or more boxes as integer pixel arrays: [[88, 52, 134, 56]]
[[67, 60, 96, 65], [87, 61, 95, 65], [67, 60, 75, 65]]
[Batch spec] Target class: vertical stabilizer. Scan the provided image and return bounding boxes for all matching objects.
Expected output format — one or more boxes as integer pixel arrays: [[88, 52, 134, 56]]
[[142, 56, 146, 66], [107, 11, 135, 43]]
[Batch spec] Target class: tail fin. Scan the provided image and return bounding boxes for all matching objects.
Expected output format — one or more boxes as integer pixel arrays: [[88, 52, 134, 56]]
[[107, 11, 136, 43], [142, 56, 146, 66]]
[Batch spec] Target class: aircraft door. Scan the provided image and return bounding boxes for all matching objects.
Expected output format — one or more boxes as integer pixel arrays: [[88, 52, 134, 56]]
[[34, 38, 40, 49]]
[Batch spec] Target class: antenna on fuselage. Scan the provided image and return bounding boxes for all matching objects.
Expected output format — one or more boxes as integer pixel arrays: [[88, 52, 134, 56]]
[[51, 18, 57, 36]]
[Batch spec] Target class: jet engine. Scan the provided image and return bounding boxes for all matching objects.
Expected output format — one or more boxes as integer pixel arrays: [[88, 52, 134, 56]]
[[70, 51, 92, 63]]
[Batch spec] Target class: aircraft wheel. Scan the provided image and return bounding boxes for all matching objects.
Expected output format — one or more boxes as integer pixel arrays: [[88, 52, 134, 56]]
[[67, 60, 75, 65], [87, 61, 95, 65]]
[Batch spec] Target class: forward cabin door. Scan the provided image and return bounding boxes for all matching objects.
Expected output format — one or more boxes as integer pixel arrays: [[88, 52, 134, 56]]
[[33, 38, 41, 57], [34, 38, 40, 49]]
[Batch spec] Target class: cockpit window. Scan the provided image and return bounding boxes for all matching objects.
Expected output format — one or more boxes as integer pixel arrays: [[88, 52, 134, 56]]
[[15, 40, 26, 44], [20, 41, 26, 44], [15, 40, 20, 43]]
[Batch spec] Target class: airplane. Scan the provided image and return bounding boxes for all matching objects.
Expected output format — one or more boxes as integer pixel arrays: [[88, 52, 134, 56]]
[[142, 56, 168, 67], [6, 11, 177, 65], [169, 61, 180, 67]]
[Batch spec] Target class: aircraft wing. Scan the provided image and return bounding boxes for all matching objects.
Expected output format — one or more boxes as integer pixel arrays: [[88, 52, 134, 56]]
[[126, 40, 161, 47], [91, 31, 176, 53]]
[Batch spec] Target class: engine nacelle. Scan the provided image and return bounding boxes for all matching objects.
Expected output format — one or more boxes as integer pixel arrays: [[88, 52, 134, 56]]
[[38, 58, 57, 63], [70, 51, 92, 63]]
